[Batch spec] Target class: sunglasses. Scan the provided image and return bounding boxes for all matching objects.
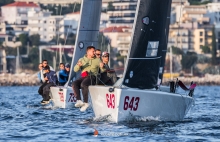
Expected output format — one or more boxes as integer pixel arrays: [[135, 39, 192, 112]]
[[96, 54, 101, 56], [103, 56, 109, 58]]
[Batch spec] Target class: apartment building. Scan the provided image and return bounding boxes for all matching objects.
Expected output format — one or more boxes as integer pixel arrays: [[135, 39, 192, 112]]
[[101, 26, 132, 56], [27, 10, 63, 42], [168, 22, 213, 54], [59, 11, 80, 39], [106, 0, 137, 27], [1, 2, 40, 24]]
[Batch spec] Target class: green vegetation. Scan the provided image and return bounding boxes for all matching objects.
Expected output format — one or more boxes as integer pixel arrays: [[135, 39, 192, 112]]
[[40, 3, 81, 15], [107, 2, 114, 11], [181, 51, 198, 70], [19, 33, 28, 46], [168, 46, 184, 55], [0, 0, 14, 6], [201, 45, 211, 54], [188, 0, 211, 5], [29, 34, 40, 47]]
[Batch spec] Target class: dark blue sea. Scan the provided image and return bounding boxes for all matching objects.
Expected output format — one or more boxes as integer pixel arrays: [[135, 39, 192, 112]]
[[0, 86, 219, 141]]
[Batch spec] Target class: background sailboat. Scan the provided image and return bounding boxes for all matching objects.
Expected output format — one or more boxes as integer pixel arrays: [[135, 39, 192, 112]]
[[50, 0, 102, 108], [89, 0, 195, 122]]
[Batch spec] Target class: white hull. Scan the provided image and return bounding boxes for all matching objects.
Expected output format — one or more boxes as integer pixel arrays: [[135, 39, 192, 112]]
[[50, 86, 78, 108], [89, 85, 194, 123]]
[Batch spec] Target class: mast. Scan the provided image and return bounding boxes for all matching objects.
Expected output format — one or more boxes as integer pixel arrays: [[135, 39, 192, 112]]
[[66, 0, 102, 86], [122, 0, 172, 89]]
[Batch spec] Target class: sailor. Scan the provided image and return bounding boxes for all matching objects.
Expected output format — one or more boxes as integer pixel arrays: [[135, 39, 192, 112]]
[[65, 63, 70, 81], [58, 63, 68, 86], [41, 65, 58, 105], [38, 60, 54, 102], [95, 49, 101, 59], [40, 60, 54, 83], [99, 51, 117, 85], [72, 46, 106, 112]]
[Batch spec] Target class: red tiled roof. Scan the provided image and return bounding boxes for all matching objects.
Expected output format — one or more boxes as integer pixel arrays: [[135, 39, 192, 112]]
[[101, 26, 130, 33], [2, 2, 39, 7]]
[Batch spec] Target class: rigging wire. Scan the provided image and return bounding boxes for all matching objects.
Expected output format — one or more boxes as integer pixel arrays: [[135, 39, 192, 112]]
[[62, 2, 77, 63], [54, 5, 63, 69]]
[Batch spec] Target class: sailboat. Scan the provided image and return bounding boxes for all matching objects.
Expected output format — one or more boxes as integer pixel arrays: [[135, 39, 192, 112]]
[[88, 0, 196, 122], [50, 0, 102, 108]]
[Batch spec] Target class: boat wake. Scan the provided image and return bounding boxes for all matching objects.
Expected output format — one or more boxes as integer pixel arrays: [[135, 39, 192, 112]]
[[26, 102, 57, 110], [93, 114, 113, 122], [125, 112, 161, 123]]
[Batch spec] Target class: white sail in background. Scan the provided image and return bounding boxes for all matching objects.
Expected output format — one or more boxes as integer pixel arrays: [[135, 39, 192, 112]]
[[66, 0, 102, 85]]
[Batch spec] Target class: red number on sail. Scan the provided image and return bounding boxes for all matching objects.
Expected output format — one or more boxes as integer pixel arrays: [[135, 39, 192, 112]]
[[123, 96, 140, 111], [58, 92, 64, 102], [133, 97, 140, 111], [123, 96, 129, 110], [68, 93, 77, 102], [106, 94, 115, 109]]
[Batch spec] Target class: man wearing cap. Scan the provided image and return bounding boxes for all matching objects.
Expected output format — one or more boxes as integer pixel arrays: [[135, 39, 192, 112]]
[[65, 63, 70, 82], [73, 46, 106, 112], [99, 51, 117, 85]]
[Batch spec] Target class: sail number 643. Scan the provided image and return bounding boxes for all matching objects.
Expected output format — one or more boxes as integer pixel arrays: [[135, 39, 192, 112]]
[[124, 96, 140, 111]]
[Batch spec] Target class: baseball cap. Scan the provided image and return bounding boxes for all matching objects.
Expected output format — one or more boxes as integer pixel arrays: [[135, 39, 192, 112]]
[[65, 63, 70, 68], [102, 51, 109, 57]]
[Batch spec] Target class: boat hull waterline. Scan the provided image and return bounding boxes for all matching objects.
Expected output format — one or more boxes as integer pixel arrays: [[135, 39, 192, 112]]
[[89, 86, 194, 123], [50, 86, 77, 108]]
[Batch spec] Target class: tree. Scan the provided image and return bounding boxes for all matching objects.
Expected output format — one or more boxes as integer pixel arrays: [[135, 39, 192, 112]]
[[29, 34, 40, 46], [188, 0, 211, 5], [211, 27, 217, 65], [169, 46, 183, 55], [181, 52, 198, 70], [107, 2, 114, 11], [0, 0, 14, 7], [19, 33, 28, 46], [201, 45, 211, 54], [98, 32, 109, 51], [40, 3, 81, 15]]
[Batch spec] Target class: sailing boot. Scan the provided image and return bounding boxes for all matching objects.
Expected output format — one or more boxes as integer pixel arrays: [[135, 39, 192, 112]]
[[75, 100, 84, 108], [80, 103, 89, 112]]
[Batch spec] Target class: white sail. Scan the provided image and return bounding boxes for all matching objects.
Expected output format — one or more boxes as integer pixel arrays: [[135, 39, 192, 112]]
[[66, 0, 102, 85]]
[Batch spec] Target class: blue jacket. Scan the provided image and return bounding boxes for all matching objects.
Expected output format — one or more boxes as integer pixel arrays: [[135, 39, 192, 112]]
[[59, 69, 68, 83], [46, 70, 58, 85]]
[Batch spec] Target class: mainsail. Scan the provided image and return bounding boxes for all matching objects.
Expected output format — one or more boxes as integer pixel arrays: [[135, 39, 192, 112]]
[[66, 0, 102, 85], [123, 0, 172, 89]]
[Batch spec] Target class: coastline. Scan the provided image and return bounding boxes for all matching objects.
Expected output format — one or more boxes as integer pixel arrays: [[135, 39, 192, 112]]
[[0, 73, 220, 86], [0, 73, 40, 86], [163, 74, 220, 86]]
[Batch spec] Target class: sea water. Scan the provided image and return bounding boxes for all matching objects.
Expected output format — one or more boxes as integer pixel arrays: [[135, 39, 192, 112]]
[[0, 86, 219, 141]]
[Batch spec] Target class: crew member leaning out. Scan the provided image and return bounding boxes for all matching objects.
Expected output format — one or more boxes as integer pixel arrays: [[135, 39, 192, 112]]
[[72, 46, 106, 112]]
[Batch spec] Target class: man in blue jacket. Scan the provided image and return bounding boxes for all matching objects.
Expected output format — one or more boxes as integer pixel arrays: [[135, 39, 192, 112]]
[[41, 65, 58, 105], [58, 63, 68, 86]]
